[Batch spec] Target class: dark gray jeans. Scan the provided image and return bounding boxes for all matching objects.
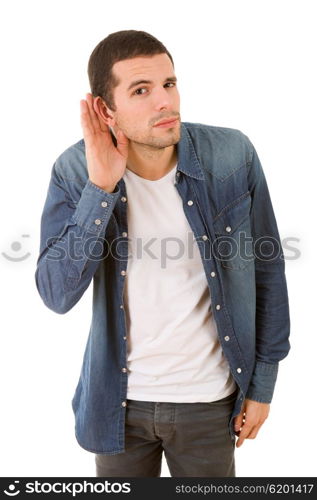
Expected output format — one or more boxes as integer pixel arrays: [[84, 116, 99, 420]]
[[95, 388, 238, 477]]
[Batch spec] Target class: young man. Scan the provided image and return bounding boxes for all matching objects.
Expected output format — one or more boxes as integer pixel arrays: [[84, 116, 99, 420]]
[[35, 30, 291, 477]]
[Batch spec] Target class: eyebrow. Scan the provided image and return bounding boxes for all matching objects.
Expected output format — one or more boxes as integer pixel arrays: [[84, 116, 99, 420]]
[[127, 76, 177, 92]]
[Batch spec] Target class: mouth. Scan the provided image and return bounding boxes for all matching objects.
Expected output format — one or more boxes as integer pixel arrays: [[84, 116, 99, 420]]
[[153, 118, 179, 128]]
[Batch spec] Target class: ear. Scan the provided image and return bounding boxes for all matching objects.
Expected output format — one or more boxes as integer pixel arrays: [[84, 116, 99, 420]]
[[93, 96, 116, 127]]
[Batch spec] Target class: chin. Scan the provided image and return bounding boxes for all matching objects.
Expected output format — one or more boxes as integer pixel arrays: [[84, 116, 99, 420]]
[[153, 135, 180, 148]]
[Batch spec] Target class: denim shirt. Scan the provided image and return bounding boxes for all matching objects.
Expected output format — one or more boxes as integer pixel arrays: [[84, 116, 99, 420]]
[[35, 122, 291, 454]]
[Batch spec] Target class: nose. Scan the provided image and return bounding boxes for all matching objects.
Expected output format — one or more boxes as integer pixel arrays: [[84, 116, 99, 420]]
[[153, 86, 174, 112]]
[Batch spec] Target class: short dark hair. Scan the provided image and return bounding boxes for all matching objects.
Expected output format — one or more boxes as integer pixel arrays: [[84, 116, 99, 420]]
[[87, 30, 174, 111]]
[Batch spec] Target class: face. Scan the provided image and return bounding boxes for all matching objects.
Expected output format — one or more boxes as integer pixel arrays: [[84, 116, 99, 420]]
[[102, 53, 181, 149]]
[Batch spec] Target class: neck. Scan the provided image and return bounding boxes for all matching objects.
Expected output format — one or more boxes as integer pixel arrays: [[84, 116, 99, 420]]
[[126, 142, 177, 181]]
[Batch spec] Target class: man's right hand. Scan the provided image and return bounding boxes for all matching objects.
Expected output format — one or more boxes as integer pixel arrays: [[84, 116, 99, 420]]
[[80, 93, 129, 193]]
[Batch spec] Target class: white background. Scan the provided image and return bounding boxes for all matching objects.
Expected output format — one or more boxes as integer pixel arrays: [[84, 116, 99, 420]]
[[0, 0, 316, 477]]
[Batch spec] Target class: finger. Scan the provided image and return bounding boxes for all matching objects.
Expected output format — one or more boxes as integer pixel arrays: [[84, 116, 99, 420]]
[[236, 423, 253, 447], [80, 99, 95, 143], [234, 407, 246, 432], [85, 93, 100, 133], [234, 413, 245, 432], [248, 424, 262, 440], [116, 129, 129, 158]]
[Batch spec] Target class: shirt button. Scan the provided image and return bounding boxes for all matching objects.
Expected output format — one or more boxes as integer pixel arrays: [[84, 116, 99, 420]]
[[210, 271, 216, 277], [176, 171, 180, 176], [122, 232, 128, 237], [122, 368, 127, 373], [101, 201, 108, 207], [94, 219, 101, 225], [121, 401, 127, 407], [216, 304, 221, 310], [187, 200, 194, 206], [120, 304, 124, 309], [121, 270, 126, 276], [123, 336, 127, 340], [225, 226, 232, 233], [224, 335, 230, 341], [121, 196, 127, 202], [202, 235, 208, 241], [237, 368, 242, 373]]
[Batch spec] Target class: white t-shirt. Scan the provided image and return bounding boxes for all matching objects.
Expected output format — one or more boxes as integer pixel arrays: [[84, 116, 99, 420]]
[[122, 164, 237, 402]]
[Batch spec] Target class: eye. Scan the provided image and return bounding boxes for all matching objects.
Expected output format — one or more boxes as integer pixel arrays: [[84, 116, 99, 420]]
[[133, 82, 177, 96], [133, 87, 148, 95]]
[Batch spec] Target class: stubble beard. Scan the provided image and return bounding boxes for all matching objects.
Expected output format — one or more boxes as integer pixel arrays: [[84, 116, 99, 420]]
[[124, 124, 181, 151]]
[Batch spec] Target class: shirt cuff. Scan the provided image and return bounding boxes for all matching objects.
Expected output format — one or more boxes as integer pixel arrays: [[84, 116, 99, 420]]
[[245, 360, 279, 403], [71, 179, 121, 234]]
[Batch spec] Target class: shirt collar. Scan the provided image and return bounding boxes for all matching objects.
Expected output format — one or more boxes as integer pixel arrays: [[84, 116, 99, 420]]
[[176, 122, 205, 180]]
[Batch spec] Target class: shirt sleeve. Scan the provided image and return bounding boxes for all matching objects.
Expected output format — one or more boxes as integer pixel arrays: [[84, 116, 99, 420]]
[[35, 161, 121, 314], [243, 135, 291, 403]]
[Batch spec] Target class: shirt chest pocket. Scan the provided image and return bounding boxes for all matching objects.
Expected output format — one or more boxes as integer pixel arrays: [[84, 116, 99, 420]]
[[212, 192, 254, 270]]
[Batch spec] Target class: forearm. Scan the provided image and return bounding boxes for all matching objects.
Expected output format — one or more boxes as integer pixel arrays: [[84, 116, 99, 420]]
[[35, 175, 121, 314], [244, 134, 291, 402]]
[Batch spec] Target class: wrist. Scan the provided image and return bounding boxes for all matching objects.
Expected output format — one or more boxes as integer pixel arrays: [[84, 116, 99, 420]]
[[89, 179, 116, 193]]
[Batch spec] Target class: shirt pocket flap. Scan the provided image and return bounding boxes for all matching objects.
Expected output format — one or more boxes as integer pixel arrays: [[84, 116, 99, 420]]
[[213, 193, 251, 236]]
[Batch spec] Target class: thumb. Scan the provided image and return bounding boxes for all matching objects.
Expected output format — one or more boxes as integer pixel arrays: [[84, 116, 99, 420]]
[[234, 406, 245, 432], [116, 129, 129, 158]]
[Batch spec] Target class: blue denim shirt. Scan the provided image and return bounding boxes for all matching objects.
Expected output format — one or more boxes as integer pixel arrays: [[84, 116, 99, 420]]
[[35, 122, 291, 454]]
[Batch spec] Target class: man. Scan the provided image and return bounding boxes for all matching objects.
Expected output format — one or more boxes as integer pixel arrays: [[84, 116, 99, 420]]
[[35, 30, 291, 477]]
